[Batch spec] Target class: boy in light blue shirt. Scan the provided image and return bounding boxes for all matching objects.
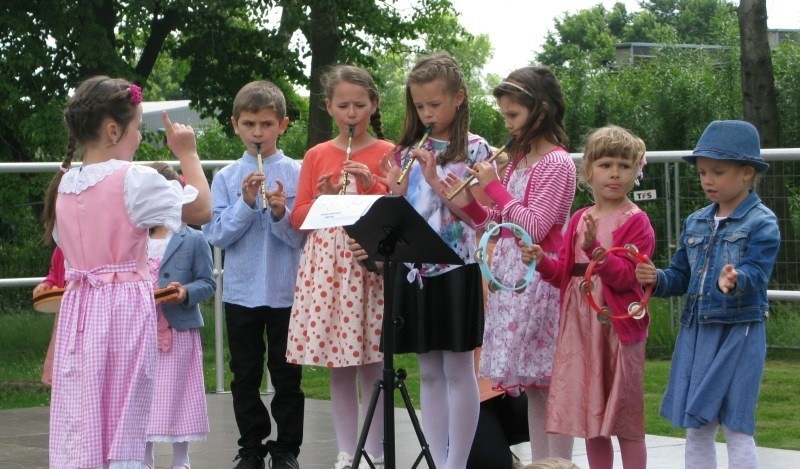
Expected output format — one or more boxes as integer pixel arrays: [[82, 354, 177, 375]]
[[203, 80, 305, 469]]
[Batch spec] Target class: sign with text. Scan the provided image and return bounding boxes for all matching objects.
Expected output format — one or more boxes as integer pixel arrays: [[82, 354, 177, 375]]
[[633, 189, 657, 201]]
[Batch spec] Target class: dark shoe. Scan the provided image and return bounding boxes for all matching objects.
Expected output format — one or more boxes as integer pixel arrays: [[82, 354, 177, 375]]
[[233, 453, 266, 469], [269, 450, 300, 469]]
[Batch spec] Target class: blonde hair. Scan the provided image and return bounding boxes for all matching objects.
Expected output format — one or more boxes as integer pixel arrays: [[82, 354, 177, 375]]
[[398, 52, 470, 164], [578, 125, 646, 193], [522, 457, 580, 469]]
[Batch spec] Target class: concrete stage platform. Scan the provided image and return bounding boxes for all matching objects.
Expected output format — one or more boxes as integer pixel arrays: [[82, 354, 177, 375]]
[[1, 393, 798, 468]]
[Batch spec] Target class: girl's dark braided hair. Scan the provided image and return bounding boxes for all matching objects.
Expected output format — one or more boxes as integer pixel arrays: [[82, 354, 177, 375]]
[[42, 76, 140, 245]]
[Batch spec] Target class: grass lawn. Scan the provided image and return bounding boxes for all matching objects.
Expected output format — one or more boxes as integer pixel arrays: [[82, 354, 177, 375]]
[[2, 298, 800, 450]]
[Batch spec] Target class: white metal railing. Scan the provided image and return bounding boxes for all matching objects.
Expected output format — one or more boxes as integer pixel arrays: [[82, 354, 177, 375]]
[[4, 148, 800, 388]]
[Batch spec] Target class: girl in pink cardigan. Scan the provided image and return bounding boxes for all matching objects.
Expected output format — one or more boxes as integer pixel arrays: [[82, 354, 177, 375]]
[[522, 125, 654, 469]]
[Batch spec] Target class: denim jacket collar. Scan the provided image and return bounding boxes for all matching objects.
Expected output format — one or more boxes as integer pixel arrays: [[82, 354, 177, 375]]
[[697, 190, 762, 222]]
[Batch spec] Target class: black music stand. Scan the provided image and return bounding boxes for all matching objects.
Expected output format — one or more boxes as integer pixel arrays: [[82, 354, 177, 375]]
[[345, 196, 463, 469]]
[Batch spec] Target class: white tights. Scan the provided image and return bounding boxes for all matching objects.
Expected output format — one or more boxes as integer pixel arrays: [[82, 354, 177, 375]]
[[143, 441, 190, 468], [685, 421, 758, 469], [330, 362, 384, 458], [526, 387, 574, 460], [417, 350, 480, 469]]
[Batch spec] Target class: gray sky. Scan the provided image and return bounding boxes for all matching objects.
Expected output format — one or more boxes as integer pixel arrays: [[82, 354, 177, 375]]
[[452, 0, 800, 76]]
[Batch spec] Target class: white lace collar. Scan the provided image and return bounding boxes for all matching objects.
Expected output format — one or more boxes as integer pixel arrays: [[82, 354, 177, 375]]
[[59, 159, 130, 194]]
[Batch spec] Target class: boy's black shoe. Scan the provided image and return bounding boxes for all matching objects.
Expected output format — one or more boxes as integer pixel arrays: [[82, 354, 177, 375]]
[[233, 453, 266, 469], [269, 450, 300, 469]]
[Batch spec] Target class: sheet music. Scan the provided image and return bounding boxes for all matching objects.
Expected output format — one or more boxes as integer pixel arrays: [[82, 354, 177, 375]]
[[300, 194, 383, 230]]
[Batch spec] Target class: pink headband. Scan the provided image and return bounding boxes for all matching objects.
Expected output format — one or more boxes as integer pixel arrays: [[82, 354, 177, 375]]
[[129, 84, 142, 105]]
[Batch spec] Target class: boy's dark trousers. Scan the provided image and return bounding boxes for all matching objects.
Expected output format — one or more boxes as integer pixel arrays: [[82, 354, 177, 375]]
[[224, 303, 304, 458]]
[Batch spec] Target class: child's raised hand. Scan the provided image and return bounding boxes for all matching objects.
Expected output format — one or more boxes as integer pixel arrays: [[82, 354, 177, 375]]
[[342, 160, 374, 191], [377, 152, 407, 195], [240, 171, 265, 207], [266, 180, 287, 219], [519, 240, 543, 265], [441, 172, 474, 206], [635, 256, 658, 286], [580, 211, 598, 250], [316, 173, 340, 196], [718, 264, 738, 293], [413, 148, 440, 186], [163, 282, 187, 304], [162, 111, 198, 160], [466, 161, 499, 188]]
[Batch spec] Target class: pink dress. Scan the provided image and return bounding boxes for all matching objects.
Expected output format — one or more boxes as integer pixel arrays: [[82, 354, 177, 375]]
[[50, 160, 192, 469], [479, 164, 561, 394], [146, 240, 209, 444], [546, 203, 647, 440]]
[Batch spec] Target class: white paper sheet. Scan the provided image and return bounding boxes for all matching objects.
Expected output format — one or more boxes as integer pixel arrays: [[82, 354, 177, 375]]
[[299, 194, 383, 230]]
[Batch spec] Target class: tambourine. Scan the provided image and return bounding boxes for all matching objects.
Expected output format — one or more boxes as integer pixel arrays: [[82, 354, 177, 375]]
[[581, 244, 653, 323], [154, 284, 180, 303], [475, 222, 536, 293], [32, 285, 180, 313], [32, 287, 66, 313]]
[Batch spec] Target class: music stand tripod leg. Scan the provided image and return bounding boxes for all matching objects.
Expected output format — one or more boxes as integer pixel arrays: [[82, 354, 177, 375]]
[[352, 260, 436, 469]]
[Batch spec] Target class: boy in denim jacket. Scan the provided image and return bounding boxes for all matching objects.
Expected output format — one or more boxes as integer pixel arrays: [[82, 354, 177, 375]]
[[636, 120, 779, 468]]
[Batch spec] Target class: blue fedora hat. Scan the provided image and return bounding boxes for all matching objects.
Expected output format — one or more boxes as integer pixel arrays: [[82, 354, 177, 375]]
[[683, 120, 768, 172]]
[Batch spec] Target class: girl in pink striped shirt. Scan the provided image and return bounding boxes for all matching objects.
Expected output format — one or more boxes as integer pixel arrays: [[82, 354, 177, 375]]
[[448, 66, 577, 462]]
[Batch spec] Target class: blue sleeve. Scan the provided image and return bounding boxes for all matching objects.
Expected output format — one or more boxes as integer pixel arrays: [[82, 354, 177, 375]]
[[182, 230, 216, 308], [654, 220, 693, 298], [727, 212, 780, 298], [202, 168, 259, 249], [268, 162, 306, 249]]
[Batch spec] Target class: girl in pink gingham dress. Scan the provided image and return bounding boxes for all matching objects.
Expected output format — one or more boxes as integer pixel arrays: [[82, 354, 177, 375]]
[[42, 76, 210, 469]]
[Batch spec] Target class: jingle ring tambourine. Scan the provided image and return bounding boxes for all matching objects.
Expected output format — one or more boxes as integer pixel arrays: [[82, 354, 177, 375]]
[[581, 244, 653, 323], [476, 222, 536, 293]]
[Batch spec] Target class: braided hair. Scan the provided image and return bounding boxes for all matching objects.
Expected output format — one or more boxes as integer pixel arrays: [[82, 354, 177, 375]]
[[321, 65, 385, 140], [399, 52, 470, 164], [42, 76, 140, 245]]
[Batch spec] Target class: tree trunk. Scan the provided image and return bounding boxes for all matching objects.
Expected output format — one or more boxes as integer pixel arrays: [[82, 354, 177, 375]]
[[739, 0, 798, 286], [135, 7, 180, 83], [306, 0, 340, 150]]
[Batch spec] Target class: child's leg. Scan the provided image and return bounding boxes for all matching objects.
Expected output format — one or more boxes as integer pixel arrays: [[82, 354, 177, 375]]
[[585, 436, 614, 469], [685, 421, 719, 469], [357, 362, 384, 458], [721, 425, 758, 468], [526, 387, 574, 460], [618, 437, 646, 469], [417, 351, 448, 468], [441, 350, 479, 469], [143, 441, 155, 468], [527, 386, 549, 459], [330, 366, 359, 456], [172, 441, 190, 467], [224, 304, 270, 457], [264, 306, 304, 456]]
